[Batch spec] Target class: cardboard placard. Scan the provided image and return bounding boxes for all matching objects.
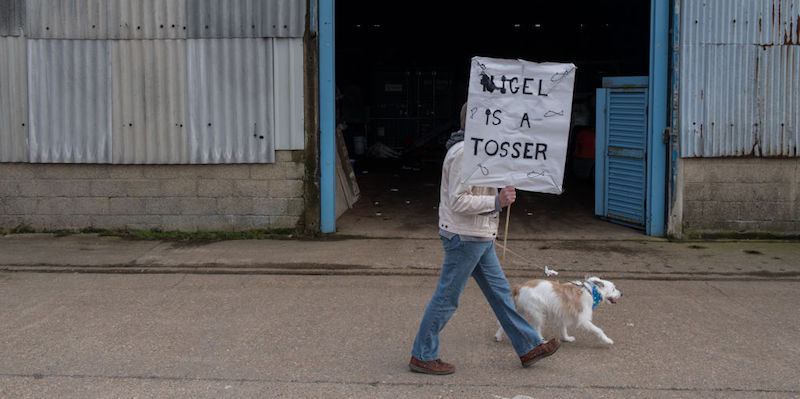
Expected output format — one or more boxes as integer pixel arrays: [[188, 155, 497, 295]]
[[461, 56, 576, 194]]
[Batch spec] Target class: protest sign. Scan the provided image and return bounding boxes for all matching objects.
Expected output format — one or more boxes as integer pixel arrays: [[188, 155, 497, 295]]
[[461, 56, 576, 194]]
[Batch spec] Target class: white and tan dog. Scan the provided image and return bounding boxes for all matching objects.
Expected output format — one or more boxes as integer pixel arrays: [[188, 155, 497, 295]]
[[495, 277, 622, 345]]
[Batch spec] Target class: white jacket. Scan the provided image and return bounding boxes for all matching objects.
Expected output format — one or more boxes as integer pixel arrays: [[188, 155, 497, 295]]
[[438, 141, 499, 238]]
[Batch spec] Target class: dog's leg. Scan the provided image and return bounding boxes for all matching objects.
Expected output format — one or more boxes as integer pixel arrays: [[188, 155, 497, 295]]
[[559, 324, 575, 342], [580, 320, 613, 344], [528, 311, 545, 342], [494, 320, 505, 342]]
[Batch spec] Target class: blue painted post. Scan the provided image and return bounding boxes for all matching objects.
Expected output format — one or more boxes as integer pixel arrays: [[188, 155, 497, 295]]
[[669, 0, 681, 234], [319, 0, 335, 233], [647, 0, 669, 237], [594, 88, 607, 218]]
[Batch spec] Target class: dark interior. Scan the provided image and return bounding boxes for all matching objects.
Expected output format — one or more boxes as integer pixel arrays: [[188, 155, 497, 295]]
[[334, 0, 651, 232]]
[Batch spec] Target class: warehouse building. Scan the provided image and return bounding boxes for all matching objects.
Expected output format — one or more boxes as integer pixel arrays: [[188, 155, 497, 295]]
[[1, 0, 797, 238]]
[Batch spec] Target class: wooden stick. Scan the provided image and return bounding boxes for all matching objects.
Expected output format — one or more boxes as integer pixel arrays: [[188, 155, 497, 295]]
[[502, 203, 511, 262]]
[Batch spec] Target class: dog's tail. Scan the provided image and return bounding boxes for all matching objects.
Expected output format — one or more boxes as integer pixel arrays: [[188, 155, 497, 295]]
[[511, 284, 521, 301]]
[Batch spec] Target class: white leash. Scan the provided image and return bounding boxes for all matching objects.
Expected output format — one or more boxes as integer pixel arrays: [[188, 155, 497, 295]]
[[494, 240, 535, 265], [495, 240, 559, 276]]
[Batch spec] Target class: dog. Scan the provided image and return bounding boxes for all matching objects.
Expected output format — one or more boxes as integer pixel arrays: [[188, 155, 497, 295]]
[[495, 277, 622, 345]]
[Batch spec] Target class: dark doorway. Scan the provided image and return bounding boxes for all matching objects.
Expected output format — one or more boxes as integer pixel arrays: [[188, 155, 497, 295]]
[[334, 0, 650, 239]]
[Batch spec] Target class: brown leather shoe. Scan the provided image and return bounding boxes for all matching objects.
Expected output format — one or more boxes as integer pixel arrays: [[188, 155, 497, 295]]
[[409, 356, 455, 375], [520, 338, 561, 368]]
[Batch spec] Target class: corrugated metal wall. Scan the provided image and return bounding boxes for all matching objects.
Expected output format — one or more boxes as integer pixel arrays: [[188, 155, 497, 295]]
[[187, 0, 305, 38], [680, 0, 799, 157], [187, 38, 274, 163], [25, 0, 303, 39], [0, 0, 304, 164], [273, 37, 304, 150], [0, 37, 28, 162], [112, 39, 188, 163], [0, 0, 24, 37], [27, 39, 113, 163]]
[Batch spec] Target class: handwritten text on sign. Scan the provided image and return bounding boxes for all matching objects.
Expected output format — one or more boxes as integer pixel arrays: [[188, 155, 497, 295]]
[[461, 56, 576, 194]]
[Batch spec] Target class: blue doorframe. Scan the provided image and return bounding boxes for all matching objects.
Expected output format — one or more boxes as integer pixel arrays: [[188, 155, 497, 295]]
[[646, 0, 670, 236], [319, 0, 336, 233], [318, 0, 671, 235]]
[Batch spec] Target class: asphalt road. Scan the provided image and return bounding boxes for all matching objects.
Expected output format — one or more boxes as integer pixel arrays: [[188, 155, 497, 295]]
[[1, 272, 798, 398]]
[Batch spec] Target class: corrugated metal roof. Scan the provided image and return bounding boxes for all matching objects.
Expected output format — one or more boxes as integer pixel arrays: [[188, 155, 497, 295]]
[[679, 0, 799, 157], [273, 37, 304, 150], [187, 38, 275, 163], [0, 0, 25, 37], [112, 40, 189, 163], [0, 37, 28, 162], [27, 39, 112, 163], [25, 0, 305, 39]]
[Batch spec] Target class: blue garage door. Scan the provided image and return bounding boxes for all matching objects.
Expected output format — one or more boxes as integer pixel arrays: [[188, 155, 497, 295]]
[[595, 78, 649, 228]]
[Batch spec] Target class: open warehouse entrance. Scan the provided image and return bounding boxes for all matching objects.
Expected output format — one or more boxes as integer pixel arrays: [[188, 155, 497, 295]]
[[333, 0, 652, 239]]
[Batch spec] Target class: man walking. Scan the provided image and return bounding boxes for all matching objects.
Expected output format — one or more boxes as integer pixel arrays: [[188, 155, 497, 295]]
[[409, 104, 560, 375]]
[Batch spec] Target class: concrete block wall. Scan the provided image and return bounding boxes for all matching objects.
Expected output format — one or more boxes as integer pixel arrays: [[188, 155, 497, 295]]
[[0, 151, 306, 232], [678, 158, 799, 236]]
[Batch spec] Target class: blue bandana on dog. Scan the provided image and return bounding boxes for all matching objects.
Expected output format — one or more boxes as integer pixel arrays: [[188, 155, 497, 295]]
[[572, 280, 604, 309], [591, 285, 603, 309]]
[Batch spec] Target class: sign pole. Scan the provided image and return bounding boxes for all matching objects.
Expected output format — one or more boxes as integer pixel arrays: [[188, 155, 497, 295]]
[[463, 57, 576, 262], [502, 203, 511, 262]]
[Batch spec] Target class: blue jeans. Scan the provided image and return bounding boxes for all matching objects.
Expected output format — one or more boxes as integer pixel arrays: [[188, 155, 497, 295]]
[[411, 235, 542, 361]]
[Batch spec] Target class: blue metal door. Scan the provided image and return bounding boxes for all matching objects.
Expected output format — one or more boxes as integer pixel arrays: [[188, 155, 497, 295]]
[[595, 77, 649, 228]]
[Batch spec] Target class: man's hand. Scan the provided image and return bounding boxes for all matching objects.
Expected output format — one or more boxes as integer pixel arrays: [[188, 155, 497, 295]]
[[499, 186, 516, 208]]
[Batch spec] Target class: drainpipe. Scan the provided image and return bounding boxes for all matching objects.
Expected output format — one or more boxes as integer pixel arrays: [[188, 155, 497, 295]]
[[319, 0, 335, 233]]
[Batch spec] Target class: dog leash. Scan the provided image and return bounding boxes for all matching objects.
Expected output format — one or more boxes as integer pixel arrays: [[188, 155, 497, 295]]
[[494, 240, 536, 265], [497, 240, 604, 308]]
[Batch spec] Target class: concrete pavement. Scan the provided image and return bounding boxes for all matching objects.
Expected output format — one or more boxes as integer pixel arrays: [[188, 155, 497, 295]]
[[1, 233, 799, 398], [1, 273, 799, 398], [0, 233, 798, 280]]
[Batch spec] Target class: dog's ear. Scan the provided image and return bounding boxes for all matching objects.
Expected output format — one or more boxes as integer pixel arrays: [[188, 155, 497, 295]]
[[588, 276, 605, 288]]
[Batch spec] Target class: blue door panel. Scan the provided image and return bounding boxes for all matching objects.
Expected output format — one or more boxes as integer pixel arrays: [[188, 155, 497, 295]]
[[600, 85, 648, 228]]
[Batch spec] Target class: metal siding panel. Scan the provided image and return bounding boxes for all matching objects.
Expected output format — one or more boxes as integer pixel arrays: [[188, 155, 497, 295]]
[[112, 40, 188, 164], [106, 0, 187, 39], [0, 37, 28, 161], [758, 45, 799, 156], [273, 37, 303, 150], [680, 0, 799, 157], [683, 0, 800, 45], [702, 44, 758, 157], [261, 0, 304, 38], [7, 0, 306, 38], [27, 39, 111, 163], [187, 0, 305, 38], [187, 38, 274, 163], [0, 0, 25, 36], [188, 0, 261, 38], [26, 0, 107, 39], [26, 0, 187, 39]]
